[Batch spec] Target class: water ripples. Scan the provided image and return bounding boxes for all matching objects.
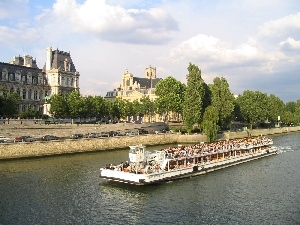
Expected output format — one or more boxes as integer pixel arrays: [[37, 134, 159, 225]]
[[1, 133, 300, 224]]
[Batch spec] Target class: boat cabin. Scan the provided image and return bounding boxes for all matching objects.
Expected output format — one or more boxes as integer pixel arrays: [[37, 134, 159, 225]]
[[129, 145, 146, 163]]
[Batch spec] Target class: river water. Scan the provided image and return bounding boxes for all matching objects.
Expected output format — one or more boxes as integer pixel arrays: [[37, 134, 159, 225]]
[[1, 133, 300, 225]]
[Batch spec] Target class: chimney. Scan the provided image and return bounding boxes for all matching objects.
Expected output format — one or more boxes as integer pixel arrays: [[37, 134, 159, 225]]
[[46, 47, 52, 70]]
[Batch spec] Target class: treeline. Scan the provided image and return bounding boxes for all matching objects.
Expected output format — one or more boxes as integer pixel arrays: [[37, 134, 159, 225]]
[[1, 63, 300, 141]]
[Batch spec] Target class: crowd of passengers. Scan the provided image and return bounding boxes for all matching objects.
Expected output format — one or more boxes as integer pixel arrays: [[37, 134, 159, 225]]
[[104, 136, 273, 173], [162, 136, 273, 159]]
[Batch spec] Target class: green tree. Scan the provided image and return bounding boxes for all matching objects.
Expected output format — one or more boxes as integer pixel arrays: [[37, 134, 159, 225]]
[[110, 98, 126, 121], [281, 111, 295, 126], [155, 76, 185, 122], [294, 99, 300, 124], [202, 106, 219, 142], [210, 77, 235, 129], [67, 90, 86, 121], [236, 90, 268, 129], [49, 94, 69, 118], [140, 96, 156, 122], [285, 101, 296, 113], [91, 96, 108, 121], [132, 99, 142, 121], [267, 94, 285, 124], [0, 89, 21, 118], [182, 63, 206, 132]]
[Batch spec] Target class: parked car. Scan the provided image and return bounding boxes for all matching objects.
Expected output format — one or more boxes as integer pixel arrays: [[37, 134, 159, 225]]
[[0, 136, 11, 143], [70, 133, 84, 139], [41, 135, 59, 141], [137, 129, 149, 134], [125, 131, 136, 136], [86, 133, 97, 138], [14, 136, 36, 142], [98, 132, 109, 137]]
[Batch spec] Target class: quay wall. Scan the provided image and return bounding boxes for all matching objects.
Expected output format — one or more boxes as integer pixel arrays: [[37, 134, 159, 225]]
[[1, 126, 300, 160]]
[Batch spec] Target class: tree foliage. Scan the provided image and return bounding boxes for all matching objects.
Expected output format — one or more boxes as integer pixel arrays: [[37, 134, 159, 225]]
[[49, 94, 69, 118], [182, 63, 206, 132], [67, 90, 87, 119], [210, 77, 235, 129], [267, 94, 285, 123], [155, 76, 185, 122], [202, 106, 219, 142], [0, 88, 21, 118], [140, 96, 156, 122], [236, 90, 268, 129]]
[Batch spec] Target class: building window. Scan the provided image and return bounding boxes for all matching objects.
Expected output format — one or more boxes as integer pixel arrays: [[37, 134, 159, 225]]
[[22, 76, 26, 83], [2, 69, 9, 80], [17, 88, 21, 97], [28, 89, 32, 100], [34, 90, 38, 100], [23, 89, 27, 99], [15, 71, 21, 82], [27, 73, 32, 84]]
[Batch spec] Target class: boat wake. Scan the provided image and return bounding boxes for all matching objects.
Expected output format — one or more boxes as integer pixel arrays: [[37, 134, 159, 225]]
[[276, 146, 294, 154]]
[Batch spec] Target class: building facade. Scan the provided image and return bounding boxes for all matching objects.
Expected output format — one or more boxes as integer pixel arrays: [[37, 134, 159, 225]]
[[105, 66, 163, 122], [0, 47, 80, 116], [105, 66, 161, 102]]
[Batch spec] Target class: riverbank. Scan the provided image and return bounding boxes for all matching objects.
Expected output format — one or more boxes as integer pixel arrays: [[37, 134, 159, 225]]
[[1, 124, 300, 160]]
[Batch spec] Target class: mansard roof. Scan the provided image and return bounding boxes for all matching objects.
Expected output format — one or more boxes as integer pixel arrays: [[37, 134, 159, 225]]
[[132, 77, 162, 89], [43, 49, 76, 72]]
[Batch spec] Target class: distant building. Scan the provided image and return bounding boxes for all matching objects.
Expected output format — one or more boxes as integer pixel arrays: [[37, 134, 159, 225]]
[[105, 66, 161, 102], [0, 47, 80, 116], [105, 66, 162, 122]]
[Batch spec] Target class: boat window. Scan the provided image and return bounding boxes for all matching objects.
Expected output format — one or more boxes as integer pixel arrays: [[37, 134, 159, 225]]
[[129, 148, 136, 154]]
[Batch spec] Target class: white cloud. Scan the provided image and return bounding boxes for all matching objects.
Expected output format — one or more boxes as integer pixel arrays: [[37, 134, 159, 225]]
[[50, 0, 178, 44], [257, 13, 300, 44], [0, 26, 40, 47], [280, 37, 300, 53], [169, 34, 270, 70]]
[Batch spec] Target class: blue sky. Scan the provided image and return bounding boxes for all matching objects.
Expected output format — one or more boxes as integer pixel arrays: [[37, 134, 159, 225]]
[[0, 0, 300, 102]]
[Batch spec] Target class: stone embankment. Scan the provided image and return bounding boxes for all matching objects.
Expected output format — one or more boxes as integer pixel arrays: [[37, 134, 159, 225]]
[[0, 121, 300, 160]]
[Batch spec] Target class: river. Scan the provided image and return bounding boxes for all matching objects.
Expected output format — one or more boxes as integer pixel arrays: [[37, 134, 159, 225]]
[[0, 133, 300, 225]]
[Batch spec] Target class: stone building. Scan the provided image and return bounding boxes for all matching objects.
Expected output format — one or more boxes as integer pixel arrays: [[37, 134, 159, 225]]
[[105, 66, 161, 102], [0, 47, 80, 116], [104, 66, 162, 122]]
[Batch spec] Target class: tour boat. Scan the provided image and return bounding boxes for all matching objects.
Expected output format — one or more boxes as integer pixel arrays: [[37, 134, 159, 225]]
[[100, 136, 277, 185]]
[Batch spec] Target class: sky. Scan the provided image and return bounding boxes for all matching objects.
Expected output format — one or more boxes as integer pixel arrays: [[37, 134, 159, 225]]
[[0, 0, 299, 102]]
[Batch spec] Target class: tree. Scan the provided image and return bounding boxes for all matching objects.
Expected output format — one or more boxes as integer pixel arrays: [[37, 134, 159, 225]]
[[0, 89, 21, 118], [140, 96, 156, 122], [155, 76, 185, 122], [49, 94, 69, 118], [91, 96, 108, 121], [294, 99, 300, 124], [67, 90, 86, 120], [236, 90, 268, 129], [182, 63, 206, 132], [110, 98, 127, 121], [202, 106, 219, 142], [267, 94, 285, 124], [210, 77, 235, 129]]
